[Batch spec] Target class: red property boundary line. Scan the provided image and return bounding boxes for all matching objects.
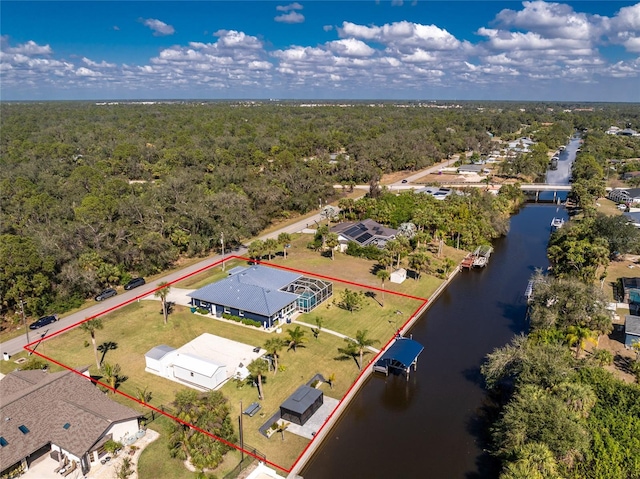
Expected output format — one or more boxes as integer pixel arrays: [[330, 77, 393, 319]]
[[24, 255, 429, 474]]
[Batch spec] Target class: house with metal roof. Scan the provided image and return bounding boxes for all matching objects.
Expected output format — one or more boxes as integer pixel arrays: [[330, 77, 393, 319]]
[[188, 265, 332, 327], [609, 187, 640, 204], [331, 219, 398, 252], [0, 368, 141, 477], [624, 315, 640, 348]]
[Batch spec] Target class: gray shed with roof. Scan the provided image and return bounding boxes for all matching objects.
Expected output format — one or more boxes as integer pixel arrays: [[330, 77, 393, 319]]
[[187, 265, 332, 327], [625, 315, 640, 348], [279, 385, 324, 426]]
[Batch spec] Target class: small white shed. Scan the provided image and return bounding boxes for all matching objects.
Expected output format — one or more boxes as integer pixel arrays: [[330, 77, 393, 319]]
[[172, 353, 227, 390], [390, 268, 407, 284], [144, 345, 176, 377]]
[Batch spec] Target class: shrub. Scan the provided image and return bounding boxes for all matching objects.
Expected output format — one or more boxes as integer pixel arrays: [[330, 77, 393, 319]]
[[222, 313, 262, 328], [196, 307, 209, 315]]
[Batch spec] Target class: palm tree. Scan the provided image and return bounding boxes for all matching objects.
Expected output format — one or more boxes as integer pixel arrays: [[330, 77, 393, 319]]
[[376, 269, 390, 307], [286, 325, 307, 352], [80, 318, 104, 370], [311, 316, 323, 340], [247, 359, 268, 400], [326, 372, 336, 389], [565, 325, 598, 358], [135, 386, 153, 404], [325, 232, 339, 260], [276, 421, 289, 441], [155, 281, 171, 325], [248, 239, 264, 262], [278, 232, 291, 259], [101, 362, 121, 393], [263, 238, 279, 260], [263, 337, 285, 374], [354, 330, 380, 370]]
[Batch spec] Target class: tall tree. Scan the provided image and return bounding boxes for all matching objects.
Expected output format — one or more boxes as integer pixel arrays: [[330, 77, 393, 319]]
[[154, 281, 171, 325], [376, 269, 390, 307], [80, 318, 104, 369], [168, 389, 236, 472], [247, 359, 268, 400], [278, 232, 291, 259], [248, 240, 265, 262], [263, 337, 285, 375], [263, 238, 279, 260], [101, 362, 122, 393], [354, 329, 380, 370], [325, 232, 339, 260], [564, 325, 598, 359]]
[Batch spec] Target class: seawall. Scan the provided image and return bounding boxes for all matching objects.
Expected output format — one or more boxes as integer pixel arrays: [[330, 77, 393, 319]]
[[287, 266, 462, 478]]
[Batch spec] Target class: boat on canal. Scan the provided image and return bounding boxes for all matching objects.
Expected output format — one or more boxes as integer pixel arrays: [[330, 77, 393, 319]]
[[551, 217, 565, 230]]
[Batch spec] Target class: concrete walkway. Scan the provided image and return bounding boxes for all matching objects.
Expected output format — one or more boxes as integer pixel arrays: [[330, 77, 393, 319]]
[[292, 319, 380, 354]]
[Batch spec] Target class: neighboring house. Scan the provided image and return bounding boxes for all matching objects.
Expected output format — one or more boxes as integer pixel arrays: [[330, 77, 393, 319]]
[[144, 333, 263, 391], [0, 368, 141, 477], [457, 164, 484, 174], [618, 128, 640, 137], [331, 219, 398, 252], [621, 277, 640, 304], [624, 315, 640, 348], [623, 171, 640, 180], [606, 126, 621, 135], [609, 188, 640, 204], [417, 186, 453, 200], [507, 137, 535, 153], [188, 265, 332, 327]]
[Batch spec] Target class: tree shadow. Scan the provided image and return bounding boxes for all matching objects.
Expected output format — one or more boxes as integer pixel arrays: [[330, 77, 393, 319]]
[[333, 353, 360, 369], [464, 394, 503, 479], [365, 291, 382, 307], [97, 341, 118, 364], [370, 264, 385, 275]]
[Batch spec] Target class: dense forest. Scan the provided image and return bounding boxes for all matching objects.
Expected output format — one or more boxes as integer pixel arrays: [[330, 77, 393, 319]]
[[1, 101, 639, 321]]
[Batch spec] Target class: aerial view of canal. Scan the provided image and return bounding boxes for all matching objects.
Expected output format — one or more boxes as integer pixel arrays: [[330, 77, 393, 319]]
[[302, 202, 569, 479]]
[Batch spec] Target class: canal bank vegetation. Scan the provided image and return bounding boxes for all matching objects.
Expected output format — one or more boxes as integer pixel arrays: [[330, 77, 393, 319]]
[[484, 124, 640, 478]]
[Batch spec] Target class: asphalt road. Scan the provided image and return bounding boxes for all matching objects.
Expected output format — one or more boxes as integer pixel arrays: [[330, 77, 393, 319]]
[[1, 161, 443, 357], [1, 209, 332, 357]]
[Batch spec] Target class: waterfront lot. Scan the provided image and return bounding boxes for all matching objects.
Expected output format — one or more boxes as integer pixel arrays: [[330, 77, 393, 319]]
[[15, 239, 451, 473]]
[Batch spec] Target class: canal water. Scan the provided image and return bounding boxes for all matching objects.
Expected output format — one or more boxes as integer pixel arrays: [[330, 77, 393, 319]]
[[301, 203, 568, 479]]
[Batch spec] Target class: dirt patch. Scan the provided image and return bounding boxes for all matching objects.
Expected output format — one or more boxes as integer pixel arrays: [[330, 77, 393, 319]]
[[597, 333, 638, 383]]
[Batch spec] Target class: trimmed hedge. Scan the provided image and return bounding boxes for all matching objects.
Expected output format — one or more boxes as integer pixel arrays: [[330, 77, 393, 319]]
[[222, 313, 262, 328]]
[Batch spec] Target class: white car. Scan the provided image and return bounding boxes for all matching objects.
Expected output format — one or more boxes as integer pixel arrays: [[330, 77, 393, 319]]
[[617, 204, 628, 210]]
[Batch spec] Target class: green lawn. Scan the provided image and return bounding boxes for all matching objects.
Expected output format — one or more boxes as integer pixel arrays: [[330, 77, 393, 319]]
[[8, 235, 465, 473]]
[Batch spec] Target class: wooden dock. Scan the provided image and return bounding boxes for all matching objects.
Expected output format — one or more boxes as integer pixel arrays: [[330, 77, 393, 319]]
[[461, 245, 493, 269]]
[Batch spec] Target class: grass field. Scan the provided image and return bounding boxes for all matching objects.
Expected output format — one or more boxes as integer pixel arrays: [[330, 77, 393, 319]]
[[6, 232, 466, 475]]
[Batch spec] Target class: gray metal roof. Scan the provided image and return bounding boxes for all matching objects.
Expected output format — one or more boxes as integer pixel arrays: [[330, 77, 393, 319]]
[[626, 315, 640, 335], [226, 266, 248, 276], [188, 265, 301, 317], [280, 385, 323, 415], [145, 344, 175, 361]]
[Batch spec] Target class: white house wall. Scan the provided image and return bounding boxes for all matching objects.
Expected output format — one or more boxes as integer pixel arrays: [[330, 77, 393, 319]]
[[105, 419, 140, 444]]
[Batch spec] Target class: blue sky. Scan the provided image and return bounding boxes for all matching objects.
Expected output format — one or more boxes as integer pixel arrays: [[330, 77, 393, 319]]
[[2, 1, 640, 101]]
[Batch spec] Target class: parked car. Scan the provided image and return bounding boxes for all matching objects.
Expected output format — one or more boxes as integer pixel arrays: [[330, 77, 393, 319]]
[[95, 288, 117, 301], [124, 277, 146, 290], [29, 314, 59, 330], [401, 179, 408, 184]]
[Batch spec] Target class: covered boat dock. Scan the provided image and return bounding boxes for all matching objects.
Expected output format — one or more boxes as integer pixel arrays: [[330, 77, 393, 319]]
[[373, 337, 424, 379]]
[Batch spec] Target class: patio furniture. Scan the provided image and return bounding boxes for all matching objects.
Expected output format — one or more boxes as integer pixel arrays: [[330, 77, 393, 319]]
[[62, 461, 77, 477]]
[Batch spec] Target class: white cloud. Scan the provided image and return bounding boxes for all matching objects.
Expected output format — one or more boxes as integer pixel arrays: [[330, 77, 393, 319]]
[[76, 67, 101, 77], [326, 39, 375, 57], [323, 25, 333, 32], [274, 12, 305, 24], [276, 2, 303, 12], [391, 0, 404, 6], [82, 57, 116, 68], [2, 39, 52, 55], [142, 18, 175, 36]]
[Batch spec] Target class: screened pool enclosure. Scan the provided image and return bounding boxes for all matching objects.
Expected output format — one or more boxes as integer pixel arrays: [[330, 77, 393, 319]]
[[284, 277, 333, 313]]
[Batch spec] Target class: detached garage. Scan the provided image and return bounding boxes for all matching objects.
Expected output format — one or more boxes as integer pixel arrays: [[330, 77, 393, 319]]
[[280, 385, 323, 426], [172, 353, 227, 391]]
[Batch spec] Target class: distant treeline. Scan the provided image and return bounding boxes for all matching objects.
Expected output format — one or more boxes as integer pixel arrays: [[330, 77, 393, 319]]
[[1, 101, 638, 318]]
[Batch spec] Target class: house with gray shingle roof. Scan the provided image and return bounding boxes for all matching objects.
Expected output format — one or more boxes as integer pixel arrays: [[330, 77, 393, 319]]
[[188, 265, 332, 328], [0, 368, 141, 477], [331, 219, 397, 252]]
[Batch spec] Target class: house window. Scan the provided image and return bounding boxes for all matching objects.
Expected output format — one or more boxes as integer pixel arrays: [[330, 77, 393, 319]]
[[18, 425, 29, 434], [224, 307, 230, 314], [63, 423, 71, 430], [238, 310, 244, 317]]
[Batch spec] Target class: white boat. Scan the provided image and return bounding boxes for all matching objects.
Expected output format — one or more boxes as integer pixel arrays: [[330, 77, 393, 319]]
[[551, 217, 565, 229]]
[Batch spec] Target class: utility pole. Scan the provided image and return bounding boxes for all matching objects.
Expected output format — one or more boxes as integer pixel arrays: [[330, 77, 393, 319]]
[[239, 400, 244, 463], [19, 298, 30, 345], [220, 232, 225, 271]]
